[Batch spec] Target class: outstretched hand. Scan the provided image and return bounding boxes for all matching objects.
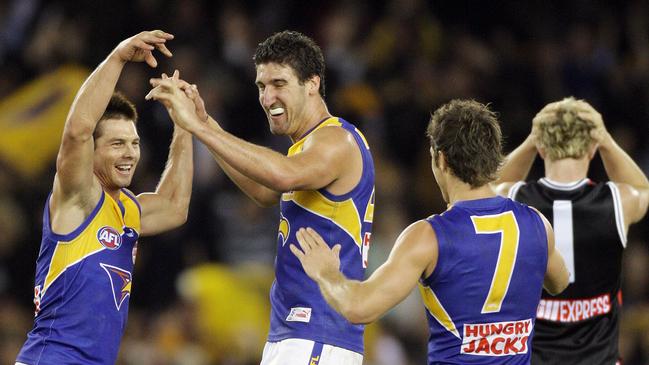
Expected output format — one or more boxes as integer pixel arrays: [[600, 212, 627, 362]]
[[150, 74, 209, 123], [290, 227, 342, 283], [114, 30, 174, 68], [145, 70, 203, 131]]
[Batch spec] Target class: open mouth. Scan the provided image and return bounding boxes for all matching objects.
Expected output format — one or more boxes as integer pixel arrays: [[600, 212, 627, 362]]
[[269, 107, 285, 117], [115, 164, 133, 175]]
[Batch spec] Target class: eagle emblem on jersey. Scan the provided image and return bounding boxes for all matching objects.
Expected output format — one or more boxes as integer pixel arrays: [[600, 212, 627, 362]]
[[278, 214, 290, 246], [97, 226, 122, 250], [100, 263, 132, 311]]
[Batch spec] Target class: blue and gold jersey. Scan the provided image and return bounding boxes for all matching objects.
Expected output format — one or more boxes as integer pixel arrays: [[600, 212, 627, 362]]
[[269, 117, 375, 354], [420, 196, 547, 364], [17, 189, 140, 365]]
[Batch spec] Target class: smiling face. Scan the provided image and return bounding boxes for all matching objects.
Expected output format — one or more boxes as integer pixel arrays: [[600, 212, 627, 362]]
[[93, 118, 140, 192], [255, 62, 312, 137]]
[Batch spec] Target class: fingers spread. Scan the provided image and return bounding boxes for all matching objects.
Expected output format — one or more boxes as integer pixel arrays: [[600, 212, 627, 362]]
[[296, 228, 312, 252], [151, 30, 174, 40], [289, 244, 304, 260], [134, 39, 155, 51], [155, 42, 173, 57], [305, 227, 325, 247], [144, 52, 158, 68], [145, 86, 168, 101]]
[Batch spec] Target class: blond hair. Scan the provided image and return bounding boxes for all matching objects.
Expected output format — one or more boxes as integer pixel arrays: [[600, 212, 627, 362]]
[[536, 97, 595, 161]]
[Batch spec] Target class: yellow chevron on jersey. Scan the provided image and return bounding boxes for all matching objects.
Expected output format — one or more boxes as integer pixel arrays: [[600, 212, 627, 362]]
[[42, 191, 141, 297], [281, 190, 363, 249], [419, 283, 460, 339], [364, 188, 375, 223]]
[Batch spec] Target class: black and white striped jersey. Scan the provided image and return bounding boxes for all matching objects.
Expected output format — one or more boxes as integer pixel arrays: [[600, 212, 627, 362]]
[[509, 178, 625, 365]]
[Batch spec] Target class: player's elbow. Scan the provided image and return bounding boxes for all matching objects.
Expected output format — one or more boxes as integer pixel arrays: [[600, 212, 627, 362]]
[[268, 171, 297, 192], [544, 272, 569, 296], [251, 195, 279, 208], [340, 305, 377, 325], [63, 121, 94, 143]]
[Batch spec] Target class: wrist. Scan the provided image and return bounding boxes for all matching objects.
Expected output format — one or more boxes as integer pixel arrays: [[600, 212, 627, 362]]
[[597, 131, 614, 151], [108, 50, 128, 65]]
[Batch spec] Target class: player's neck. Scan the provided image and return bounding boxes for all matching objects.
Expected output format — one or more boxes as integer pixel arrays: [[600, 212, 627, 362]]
[[446, 180, 496, 205], [290, 99, 331, 142], [103, 187, 121, 202], [544, 157, 589, 183]]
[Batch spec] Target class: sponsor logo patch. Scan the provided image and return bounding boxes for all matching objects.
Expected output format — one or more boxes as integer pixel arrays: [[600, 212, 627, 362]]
[[461, 318, 532, 356], [286, 307, 312, 323], [97, 226, 122, 249], [537, 293, 611, 323]]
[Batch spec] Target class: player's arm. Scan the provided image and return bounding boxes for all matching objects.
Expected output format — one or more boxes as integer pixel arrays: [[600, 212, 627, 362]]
[[494, 102, 562, 190], [290, 221, 436, 324], [495, 134, 537, 185], [136, 125, 193, 237], [534, 208, 569, 295], [584, 105, 649, 226], [52, 30, 173, 231], [146, 79, 356, 196], [203, 134, 282, 207]]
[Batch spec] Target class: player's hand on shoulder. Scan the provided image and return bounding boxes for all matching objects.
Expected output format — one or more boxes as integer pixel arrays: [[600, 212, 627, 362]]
[[113, 30, 174, 68], [290, 227, 341, 282]]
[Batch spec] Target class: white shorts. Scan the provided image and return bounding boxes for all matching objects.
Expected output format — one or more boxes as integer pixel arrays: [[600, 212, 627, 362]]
[[260, 338, 363, 365]]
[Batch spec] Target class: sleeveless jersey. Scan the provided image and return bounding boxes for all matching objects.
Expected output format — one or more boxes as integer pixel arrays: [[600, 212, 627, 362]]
[[269, 117, 375, 354], [17, 189, 141, 365], [509, 178, 625, 365], [420, 196, 547, 364]]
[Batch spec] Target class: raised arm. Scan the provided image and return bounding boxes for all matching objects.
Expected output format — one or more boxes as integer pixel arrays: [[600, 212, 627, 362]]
[[159, 83, 280, 207], [582, 103, 649, 226], [146, 79, 359, 196], [290, 221, 436, 324], [496, 134, 538, 185], [136, 125, 193, 236], [51, 30, 173, 233]]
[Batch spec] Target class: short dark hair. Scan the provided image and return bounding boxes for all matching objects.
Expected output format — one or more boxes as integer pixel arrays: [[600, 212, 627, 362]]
[[427, 99, 504, 188], [93, 92, 138, 140], [253, 30, 326, 97]]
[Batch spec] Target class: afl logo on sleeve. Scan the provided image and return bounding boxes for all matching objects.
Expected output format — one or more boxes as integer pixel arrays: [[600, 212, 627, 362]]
[[97, 226, 122, 250]]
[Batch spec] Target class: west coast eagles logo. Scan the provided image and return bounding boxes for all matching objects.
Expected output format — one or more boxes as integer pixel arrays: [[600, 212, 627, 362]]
[[278, 214, 290, 246], [100, 263, 132, 311]]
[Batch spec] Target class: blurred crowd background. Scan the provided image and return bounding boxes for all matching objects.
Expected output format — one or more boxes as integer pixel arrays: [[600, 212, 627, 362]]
[[1, 0, 649, 364]]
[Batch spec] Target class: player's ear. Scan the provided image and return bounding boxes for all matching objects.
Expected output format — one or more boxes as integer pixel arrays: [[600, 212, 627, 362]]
[[537, 147, 547, 160], [437, 151, 449, 171], [307, 75, 320, 95]]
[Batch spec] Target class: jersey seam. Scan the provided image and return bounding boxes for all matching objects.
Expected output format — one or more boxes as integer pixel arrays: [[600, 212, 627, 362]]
[[606, 182, 627, 248]]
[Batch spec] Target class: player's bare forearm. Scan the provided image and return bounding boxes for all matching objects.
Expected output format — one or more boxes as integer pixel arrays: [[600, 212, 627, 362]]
[[206, 146, 280, 207], [314, 272, 371, 324], [192, 117, 308, 192], [138, 127, 193, 236], [497, 134, 537, 184], [598, 132, 649, 190]]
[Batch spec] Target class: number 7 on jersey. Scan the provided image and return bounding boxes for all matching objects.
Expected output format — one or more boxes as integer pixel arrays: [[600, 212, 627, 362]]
[[471, 211, 520, 314]]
